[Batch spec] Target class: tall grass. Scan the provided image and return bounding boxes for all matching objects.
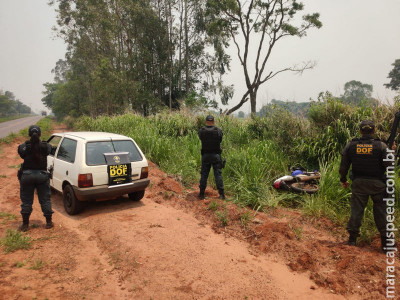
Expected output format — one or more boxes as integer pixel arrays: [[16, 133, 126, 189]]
[[302, 157, 351, 224], [74, 99, 399, 242]]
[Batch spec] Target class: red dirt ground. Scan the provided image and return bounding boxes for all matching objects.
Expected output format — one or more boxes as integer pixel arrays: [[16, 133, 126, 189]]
[[0, 125, 398, 299]]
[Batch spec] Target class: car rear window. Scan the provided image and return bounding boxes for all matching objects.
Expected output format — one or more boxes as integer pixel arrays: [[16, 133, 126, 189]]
[[86, 140, 143, 165]]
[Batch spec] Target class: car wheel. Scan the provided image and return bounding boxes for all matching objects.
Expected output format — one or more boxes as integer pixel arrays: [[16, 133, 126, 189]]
[[63, 184, 83, 215], [128, 190, 145, 201]]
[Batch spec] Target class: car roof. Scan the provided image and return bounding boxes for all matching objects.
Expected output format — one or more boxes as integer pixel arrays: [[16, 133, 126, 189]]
[[54, 132, 132, 141]]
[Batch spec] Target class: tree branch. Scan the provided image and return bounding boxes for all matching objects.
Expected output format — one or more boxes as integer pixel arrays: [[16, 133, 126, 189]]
[[254, 0, 278, 84], [229, 25, 244, 66], [225, 96, 249, 115], [256, 0, 285, 85], [259, 61, 316, 85]]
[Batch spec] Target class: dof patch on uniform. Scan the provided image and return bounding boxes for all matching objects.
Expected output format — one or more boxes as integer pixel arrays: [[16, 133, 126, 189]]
[[356, 143, 373, 155]]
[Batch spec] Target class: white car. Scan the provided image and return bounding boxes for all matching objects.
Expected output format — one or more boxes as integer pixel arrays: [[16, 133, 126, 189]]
[[46, 132, 150, 215]]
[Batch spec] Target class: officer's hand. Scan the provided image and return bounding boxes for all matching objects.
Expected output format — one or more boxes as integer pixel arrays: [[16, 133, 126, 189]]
[[341, 181, 349, 189], [392, 142, 397, 151]]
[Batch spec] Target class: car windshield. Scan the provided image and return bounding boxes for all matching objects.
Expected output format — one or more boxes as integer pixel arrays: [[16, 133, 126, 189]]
[[86, 140, 143, 165]]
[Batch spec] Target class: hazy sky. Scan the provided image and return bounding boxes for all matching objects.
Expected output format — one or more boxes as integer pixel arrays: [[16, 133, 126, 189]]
[[0, 0, 399, 114]]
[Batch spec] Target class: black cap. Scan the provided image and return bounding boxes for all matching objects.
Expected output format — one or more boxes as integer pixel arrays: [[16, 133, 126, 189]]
[[359, 120, 375, 133], [206, 115, 214, 122], [28, 125, 41, 137]]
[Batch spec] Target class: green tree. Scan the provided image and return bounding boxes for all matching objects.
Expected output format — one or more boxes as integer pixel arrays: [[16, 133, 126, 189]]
[[49, 0, 169, 116], [42, 82, 61, 109], [258, 99, 310, 116], [384, 59, 400, 91], [206, 0, 322, 115], [52, 59, 69, 83], [341, 80, 376, 106], [0, 90, 31, 116], [48, 0, 228, 118], [0, 93, 13, 116]]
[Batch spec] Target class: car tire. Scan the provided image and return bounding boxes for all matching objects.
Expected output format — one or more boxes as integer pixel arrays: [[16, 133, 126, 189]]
[[63, 184, 84, 215], [128, 190, 145, 201]]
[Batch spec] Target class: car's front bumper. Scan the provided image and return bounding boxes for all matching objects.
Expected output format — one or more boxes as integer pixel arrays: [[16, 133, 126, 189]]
[[73, 178, 150, 201]]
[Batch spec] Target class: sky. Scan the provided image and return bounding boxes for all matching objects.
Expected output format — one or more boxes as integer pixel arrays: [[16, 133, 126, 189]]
[[0, 0, 399, 114]]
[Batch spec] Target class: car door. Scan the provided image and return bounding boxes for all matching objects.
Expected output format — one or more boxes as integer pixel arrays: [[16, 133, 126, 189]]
[[47, 135, 63, 189], [53, 137, 78, 192]]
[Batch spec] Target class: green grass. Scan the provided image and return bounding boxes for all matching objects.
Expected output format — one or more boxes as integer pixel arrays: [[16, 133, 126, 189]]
[[7, 164, 20, 169], [302, 157, 351, 224], [289, 224, 303, 240], [71, 101, 399, 243], [208, 200, 220, 211], [239, 211, 253, 227], [0, 132, 18, 144], [15, 261, 26, 268], [0, 212, 17, 222], [29, 258, 44, 270], [0, 229, 32, 253], [215, 209, 229, 226]]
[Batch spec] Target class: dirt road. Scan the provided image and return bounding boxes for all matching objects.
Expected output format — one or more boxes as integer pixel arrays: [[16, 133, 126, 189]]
[[0, 128, 397, 299]]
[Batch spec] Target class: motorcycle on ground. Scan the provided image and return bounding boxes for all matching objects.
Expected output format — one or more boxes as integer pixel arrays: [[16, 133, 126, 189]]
[[273, 167, 321, 194]]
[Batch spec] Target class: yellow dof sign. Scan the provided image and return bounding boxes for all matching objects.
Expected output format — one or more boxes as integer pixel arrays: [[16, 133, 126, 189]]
[[110, 164, 128, 176], [356, 144, 373, 155]]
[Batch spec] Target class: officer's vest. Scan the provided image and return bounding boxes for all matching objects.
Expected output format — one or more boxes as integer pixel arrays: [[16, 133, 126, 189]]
[[199, 126, 221, 154], [348, 138, 384, 179], [22, 141, 49, 171]]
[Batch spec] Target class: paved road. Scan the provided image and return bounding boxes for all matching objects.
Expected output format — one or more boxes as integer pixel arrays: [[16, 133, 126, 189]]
[[0, 116, 44, 139]]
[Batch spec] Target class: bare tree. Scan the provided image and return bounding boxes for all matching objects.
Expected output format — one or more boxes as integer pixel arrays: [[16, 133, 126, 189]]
[[206, 0, 322, 115]]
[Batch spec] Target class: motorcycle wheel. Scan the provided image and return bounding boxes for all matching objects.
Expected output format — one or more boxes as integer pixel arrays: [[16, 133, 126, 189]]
[[289, 182, 319, 194]]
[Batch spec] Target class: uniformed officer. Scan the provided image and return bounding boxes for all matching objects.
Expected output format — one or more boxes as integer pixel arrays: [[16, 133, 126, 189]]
[[339, 120, 393, 251], [17, 125, 53, 231], [198, 115, 225, 200]]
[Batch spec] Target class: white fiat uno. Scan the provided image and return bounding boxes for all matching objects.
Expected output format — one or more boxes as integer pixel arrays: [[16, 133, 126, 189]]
[[46, 132, 150, 215]]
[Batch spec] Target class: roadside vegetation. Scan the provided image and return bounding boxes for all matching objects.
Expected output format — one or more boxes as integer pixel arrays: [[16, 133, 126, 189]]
[[73, 97, 400, 242], [0, 90, 32, 118]]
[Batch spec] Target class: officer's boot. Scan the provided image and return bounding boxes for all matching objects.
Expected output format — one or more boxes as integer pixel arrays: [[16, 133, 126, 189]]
[[18, 214, 30, 232], [347, 234, 357, 246], [218, 189, 225, 200], [45, 216, 54, 229], [198, 188, 205, 200]]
